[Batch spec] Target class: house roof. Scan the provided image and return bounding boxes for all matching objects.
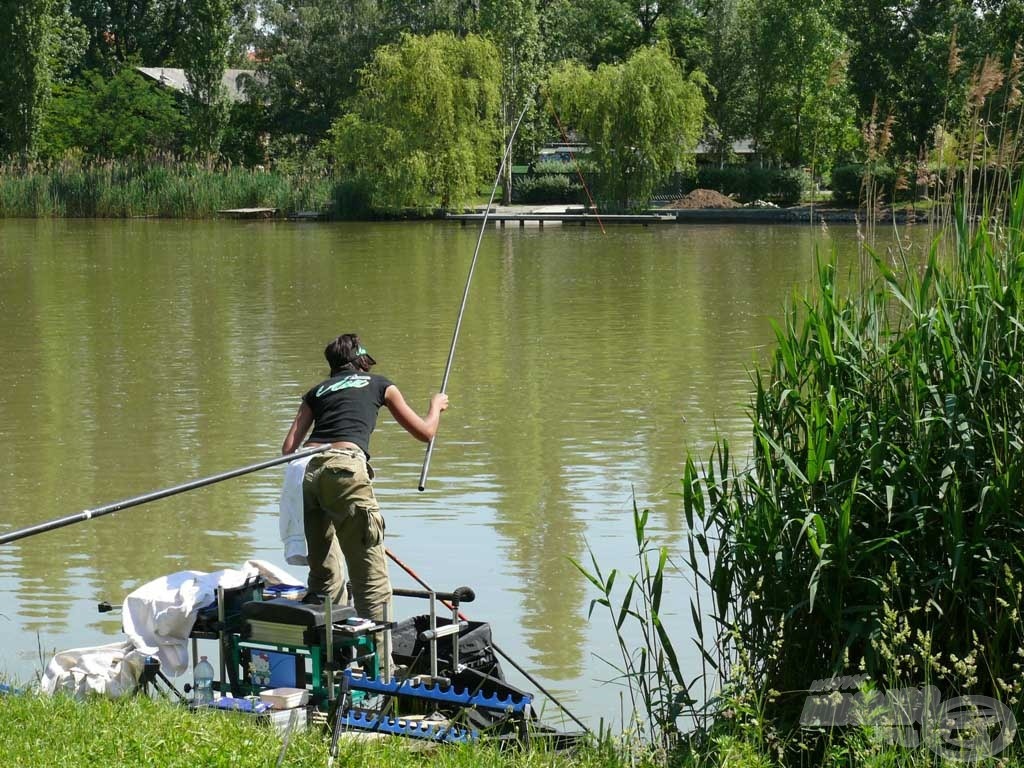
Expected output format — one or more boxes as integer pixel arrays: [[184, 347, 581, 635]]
[[135, 67, 260, 103], [695, 138, 756, 155]]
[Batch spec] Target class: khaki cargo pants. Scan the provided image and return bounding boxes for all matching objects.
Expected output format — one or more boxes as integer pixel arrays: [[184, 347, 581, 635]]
[[302, 448, 392, 621]]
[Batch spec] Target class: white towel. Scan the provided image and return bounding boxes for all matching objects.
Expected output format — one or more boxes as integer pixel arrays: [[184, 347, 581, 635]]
[[120, 559, 301, 677], [279, 455, 313, 566], [41, 641, 147, 698], [42, 560, 303, 698]]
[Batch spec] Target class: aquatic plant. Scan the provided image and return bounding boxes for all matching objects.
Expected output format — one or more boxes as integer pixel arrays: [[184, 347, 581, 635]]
[[572, 504, 699, 758], [679, 182, 1024, 741]]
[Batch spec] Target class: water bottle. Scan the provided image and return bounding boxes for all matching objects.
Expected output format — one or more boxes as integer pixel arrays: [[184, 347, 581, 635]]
[[194, 656, 215, 706]]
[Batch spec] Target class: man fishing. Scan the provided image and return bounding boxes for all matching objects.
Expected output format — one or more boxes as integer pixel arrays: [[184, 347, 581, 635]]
[[282, 333, 448, 621]]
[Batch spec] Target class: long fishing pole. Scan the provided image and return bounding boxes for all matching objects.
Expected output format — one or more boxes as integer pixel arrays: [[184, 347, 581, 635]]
[[386, 547, 591, 734], [0, 444, 331, 546], [418, 100, 533, 492]]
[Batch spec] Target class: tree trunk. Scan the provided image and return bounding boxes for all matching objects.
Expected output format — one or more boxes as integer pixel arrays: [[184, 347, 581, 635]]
[[502, 140, 513, 204], [501, 101, 513, 205]]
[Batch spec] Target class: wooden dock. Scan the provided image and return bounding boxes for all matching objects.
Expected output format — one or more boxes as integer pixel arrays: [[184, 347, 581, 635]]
[[217, 207, 278, 219], [447, 212, 673, 227]]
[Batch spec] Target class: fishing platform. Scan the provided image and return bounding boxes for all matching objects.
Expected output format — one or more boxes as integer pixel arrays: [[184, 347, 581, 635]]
[[84, 572, 582, 754], [447, 205, 673, 227]]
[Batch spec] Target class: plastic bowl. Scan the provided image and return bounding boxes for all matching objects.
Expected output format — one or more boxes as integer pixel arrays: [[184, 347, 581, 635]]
[[258, 687, 310, 709]]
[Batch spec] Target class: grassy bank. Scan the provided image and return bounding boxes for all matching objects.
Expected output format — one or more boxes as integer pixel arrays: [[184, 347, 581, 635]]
[[0, 691, 633, 768], [7, 689, 1024, 767], [0, 160, 335, 219]]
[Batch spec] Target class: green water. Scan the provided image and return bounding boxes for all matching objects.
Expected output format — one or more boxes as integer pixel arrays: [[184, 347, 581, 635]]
[[0, 218, 910, 725]]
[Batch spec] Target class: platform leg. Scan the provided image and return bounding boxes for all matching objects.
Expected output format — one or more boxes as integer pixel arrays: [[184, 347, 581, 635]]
[[217, 587, 226, 697], [326, 673, 351, 768], [325, 597, 335, 703], [381, 602, 393, 681]]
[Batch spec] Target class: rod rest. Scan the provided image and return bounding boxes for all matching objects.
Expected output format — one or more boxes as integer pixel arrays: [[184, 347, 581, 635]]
[[392, 586, 475, 604], [342, 670, 532, 713], [337, 709, 476, 742]]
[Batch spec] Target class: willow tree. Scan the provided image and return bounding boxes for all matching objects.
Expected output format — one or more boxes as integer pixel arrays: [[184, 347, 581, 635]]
[[546, 45, 705, 208], [327, 32, 501, 212]]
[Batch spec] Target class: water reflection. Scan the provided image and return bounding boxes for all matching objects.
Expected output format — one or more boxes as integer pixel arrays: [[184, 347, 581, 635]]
[[0, 219, 907, 722]]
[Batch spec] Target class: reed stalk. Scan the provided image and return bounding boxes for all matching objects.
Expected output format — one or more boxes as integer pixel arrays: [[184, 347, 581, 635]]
[[0, 157, 335, 219]]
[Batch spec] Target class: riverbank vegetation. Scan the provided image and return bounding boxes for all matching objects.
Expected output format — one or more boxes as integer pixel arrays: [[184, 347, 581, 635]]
[[567, 188, 1024, 764], [7, 676, 1024, 767], [0, 692, 633, 768], [489, 188, 1021, 768], [0, 1, 1021, 216], [0, 158, 334, 218]]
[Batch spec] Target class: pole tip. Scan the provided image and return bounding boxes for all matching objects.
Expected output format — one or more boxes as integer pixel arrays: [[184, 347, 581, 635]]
[[417, 484, 426, 492]]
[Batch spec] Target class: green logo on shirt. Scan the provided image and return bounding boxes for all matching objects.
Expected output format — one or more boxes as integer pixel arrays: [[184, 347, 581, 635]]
[[317, 375, 371, 397]]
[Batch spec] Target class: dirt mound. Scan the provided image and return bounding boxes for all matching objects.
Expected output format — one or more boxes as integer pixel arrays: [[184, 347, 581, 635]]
[[664, 189, 741, 209]]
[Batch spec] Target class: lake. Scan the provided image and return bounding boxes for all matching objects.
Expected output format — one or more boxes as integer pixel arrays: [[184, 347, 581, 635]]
[[0, 217, 914, 727]]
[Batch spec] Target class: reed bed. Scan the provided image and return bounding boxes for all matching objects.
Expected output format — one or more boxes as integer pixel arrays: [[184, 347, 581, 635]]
[[0, 159, 335, 219], [590, 50, 1024, 765], [670, 192, 1024, 764]]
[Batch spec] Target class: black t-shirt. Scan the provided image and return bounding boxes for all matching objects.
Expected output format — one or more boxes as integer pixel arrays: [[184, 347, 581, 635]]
[[302, 370, 393, 457]]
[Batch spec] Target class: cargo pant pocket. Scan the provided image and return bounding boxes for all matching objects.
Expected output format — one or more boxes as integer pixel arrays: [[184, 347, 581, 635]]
[[357, 504, 385, 548]]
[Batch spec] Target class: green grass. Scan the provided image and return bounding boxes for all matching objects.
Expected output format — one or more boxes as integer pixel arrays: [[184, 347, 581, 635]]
[[6, 690, 1024, 767], [0, 691, 632, 768]]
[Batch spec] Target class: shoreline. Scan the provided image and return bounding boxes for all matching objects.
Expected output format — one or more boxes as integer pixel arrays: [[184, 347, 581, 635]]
[[662, 204, 927, 224], [0, 202, 926, 225], [463, 203, 928, 226]]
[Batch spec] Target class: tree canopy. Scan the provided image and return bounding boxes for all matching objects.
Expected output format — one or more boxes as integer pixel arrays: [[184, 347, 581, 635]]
[[547, 45, 706, 206], [326, 32, 501, 212], [38, 68, 184, 160], [0, 0, 56, 161], [3, 0, 1024, 208]]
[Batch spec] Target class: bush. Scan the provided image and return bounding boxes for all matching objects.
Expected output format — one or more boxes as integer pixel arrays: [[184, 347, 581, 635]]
[[37, 69, 186, 161], [830, 163, 862, 204], [512, 173, 583, 204], [830, 162, 901, 205], [771, 169, 806, 205], [330, 176, 374, 219], [530, 160, 583, 175]]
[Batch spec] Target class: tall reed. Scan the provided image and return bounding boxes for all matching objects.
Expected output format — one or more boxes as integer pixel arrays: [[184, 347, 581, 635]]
[[681, 187, 1024, 741], [0, 158, 336, 218], [921, 40, 1024, 238]]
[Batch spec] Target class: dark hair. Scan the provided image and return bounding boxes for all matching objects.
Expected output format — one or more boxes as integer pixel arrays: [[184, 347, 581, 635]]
[[325, 333, 376, 374]]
